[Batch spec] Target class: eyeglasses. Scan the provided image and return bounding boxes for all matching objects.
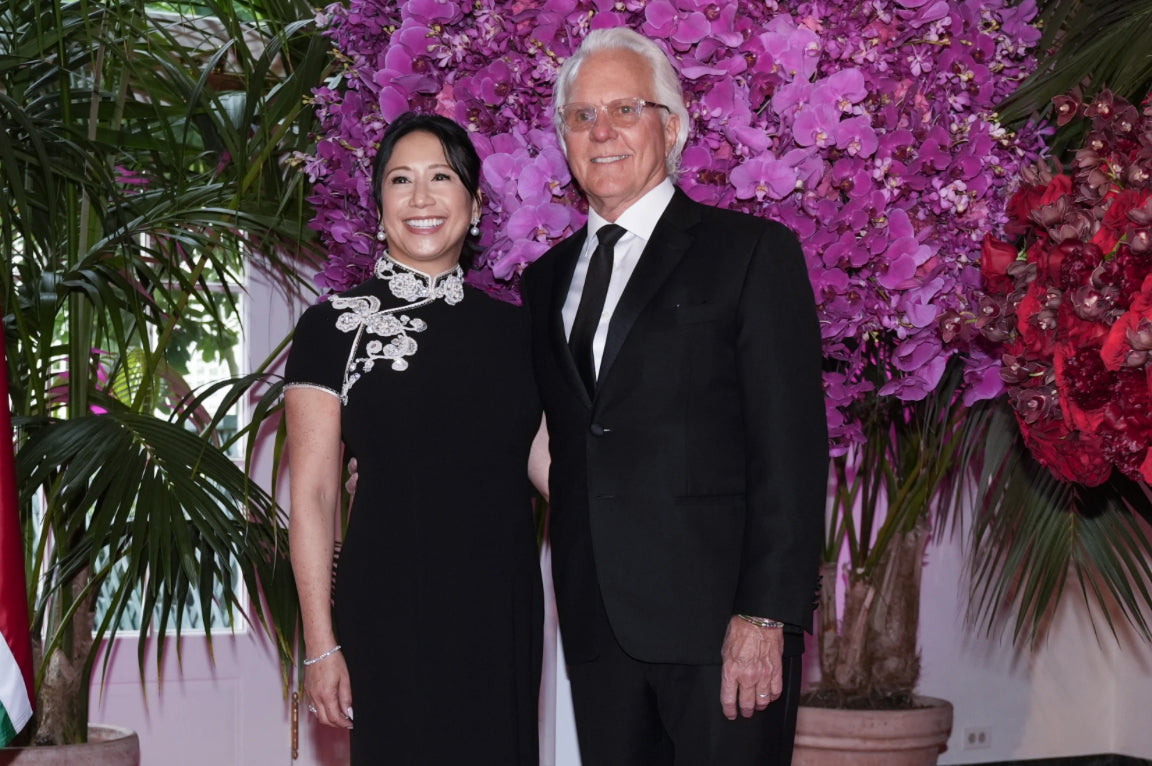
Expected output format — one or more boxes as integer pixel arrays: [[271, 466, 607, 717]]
[[558, 98, 670, 132]]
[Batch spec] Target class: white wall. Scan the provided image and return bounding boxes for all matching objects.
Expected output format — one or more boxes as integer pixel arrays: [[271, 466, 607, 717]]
[[918, 522, 1152, 763]]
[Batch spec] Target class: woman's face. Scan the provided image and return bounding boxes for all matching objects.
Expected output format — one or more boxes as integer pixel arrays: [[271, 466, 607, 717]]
[[379, 130, 479, 275]]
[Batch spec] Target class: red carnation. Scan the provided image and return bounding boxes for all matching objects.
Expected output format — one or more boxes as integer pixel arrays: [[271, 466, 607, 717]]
[[1054, 343, 1110, 433], [1055, 431, 1112, 485], [1058, 241, 1104, 291], [1019, 415, 1111, 485]]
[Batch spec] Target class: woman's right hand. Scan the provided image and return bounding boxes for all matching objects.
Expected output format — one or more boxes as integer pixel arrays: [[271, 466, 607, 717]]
[[285, 387, 352, 730], [345, 457, 358, 497], [304, 649, 354, 730]]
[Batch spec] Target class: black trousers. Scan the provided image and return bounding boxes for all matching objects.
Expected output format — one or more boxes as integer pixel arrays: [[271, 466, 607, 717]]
[[566, 591, 804, 766]]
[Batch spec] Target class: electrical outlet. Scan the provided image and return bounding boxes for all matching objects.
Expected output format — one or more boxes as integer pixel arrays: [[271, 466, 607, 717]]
[[963, 726, 990, 750]]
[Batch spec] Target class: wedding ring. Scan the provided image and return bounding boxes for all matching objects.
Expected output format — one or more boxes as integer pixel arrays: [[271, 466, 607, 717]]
[[756, 693, 770, 698], [308, 704, 318, 714]]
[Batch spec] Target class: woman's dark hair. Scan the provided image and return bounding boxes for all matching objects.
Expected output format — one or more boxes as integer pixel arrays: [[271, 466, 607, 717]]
[[371, 111, 483, 272]]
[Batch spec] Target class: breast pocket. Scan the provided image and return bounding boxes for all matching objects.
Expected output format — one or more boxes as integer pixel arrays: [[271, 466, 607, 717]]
[[674, 493, 746, 508], [674, 301, 727, 325]]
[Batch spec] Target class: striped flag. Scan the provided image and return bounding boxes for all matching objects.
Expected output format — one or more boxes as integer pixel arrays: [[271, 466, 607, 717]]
[[0, 323, 34, 747]]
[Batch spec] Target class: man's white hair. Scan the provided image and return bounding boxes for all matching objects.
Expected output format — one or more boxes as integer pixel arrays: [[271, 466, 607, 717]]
[[552, 27, 690, 180]]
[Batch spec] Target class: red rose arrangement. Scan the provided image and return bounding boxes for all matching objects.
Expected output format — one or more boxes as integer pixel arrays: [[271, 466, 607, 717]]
[[980, 90, 1152, 485]]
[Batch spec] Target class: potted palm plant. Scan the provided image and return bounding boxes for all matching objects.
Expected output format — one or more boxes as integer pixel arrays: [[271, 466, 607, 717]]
[[0, 0, 329, 752], [795, 361, 980, 765]]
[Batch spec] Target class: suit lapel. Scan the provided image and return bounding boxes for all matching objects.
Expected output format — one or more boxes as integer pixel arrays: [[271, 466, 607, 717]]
[[548, 226, 593, 405], [598, 190, 700, 386]]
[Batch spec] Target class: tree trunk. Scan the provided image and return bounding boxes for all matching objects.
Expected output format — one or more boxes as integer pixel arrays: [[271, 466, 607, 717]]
[[816, 522, 929, 704], [817, 561, 839, 681], [830, 578, 874, 693], [30, 573, 96, 746], [867, 522, 927, 695]]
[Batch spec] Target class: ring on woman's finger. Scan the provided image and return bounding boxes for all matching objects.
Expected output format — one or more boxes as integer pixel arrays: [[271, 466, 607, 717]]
[[756, 693, 770, 699], [308, 704, 318, 714]]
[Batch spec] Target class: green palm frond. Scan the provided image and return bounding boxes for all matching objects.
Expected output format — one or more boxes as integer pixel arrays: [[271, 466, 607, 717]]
[[1000, 0, 1152, 148], [964, 400, 1152, 645], [2, 0, 328, 743], [14, 408, 294, 676]]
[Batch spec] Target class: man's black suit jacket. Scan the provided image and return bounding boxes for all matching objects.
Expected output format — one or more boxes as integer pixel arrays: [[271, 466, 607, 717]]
[[521, 189, 827, 665]]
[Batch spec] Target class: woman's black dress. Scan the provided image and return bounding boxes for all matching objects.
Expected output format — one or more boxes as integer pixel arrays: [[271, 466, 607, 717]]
[[285, 256, 543, 764]]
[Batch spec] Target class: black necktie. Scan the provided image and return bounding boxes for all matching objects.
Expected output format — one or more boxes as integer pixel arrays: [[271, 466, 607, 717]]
[[569, 223, 626, 395]]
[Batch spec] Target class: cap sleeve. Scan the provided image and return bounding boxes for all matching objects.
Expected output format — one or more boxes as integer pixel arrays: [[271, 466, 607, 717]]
[[284, 302, 347, 399]]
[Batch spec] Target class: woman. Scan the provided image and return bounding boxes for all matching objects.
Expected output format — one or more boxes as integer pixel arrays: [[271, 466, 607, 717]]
[[285, 112, 547, 764]]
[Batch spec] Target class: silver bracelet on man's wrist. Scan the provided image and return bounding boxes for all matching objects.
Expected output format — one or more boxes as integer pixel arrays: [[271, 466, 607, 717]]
[[736, 614, 785, 630]]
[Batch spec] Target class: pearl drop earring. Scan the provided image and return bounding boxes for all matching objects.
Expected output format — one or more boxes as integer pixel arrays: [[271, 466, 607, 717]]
[[376, 227, 386, 242], [469, 219, 480, 237]]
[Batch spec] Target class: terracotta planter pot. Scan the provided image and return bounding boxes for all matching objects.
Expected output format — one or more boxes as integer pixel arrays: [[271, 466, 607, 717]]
[[0, 725, 139, 766], [792, 696, 953, 766]]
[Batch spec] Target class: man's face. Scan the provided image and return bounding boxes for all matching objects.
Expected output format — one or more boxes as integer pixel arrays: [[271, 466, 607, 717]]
[[562, 48, 680, 221]]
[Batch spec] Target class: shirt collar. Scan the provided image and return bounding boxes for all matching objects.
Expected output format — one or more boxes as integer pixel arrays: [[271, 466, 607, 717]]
[[586, 178, 676, 243]]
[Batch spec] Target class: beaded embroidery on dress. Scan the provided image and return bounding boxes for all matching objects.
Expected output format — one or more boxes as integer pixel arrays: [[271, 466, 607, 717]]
[[320, 254, 465, 403]]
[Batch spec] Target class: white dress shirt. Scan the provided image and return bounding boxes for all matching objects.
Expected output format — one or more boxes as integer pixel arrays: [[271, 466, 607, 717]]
[[562, 179, 676, 379]]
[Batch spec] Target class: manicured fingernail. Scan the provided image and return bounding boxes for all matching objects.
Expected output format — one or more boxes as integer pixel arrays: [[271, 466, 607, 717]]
[[346, 707, 354, 720]]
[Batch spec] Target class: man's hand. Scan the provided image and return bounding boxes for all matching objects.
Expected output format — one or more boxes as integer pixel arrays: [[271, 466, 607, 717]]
[[719, 615, 784, 720]]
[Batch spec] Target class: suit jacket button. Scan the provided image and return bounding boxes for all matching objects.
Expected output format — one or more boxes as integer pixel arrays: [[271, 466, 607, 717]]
[[589, 423, 608, 436]]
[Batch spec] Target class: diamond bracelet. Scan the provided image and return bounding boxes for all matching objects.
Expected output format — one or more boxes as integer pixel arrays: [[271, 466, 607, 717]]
[[303, 644, 342, 666]]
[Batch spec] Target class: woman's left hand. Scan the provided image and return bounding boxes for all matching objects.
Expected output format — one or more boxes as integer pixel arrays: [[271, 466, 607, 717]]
[[305, 650, 354, 730]]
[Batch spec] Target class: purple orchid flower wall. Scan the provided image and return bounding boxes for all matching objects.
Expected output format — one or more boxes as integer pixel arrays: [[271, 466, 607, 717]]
[[297, 0, 1048, 452]]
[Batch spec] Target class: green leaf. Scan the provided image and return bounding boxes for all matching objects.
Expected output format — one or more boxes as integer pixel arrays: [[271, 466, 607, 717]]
[[965, 400, 1152, 645]]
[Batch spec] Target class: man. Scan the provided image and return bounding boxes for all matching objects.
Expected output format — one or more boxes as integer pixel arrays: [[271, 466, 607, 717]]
[[519, 27, 828, 765]]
